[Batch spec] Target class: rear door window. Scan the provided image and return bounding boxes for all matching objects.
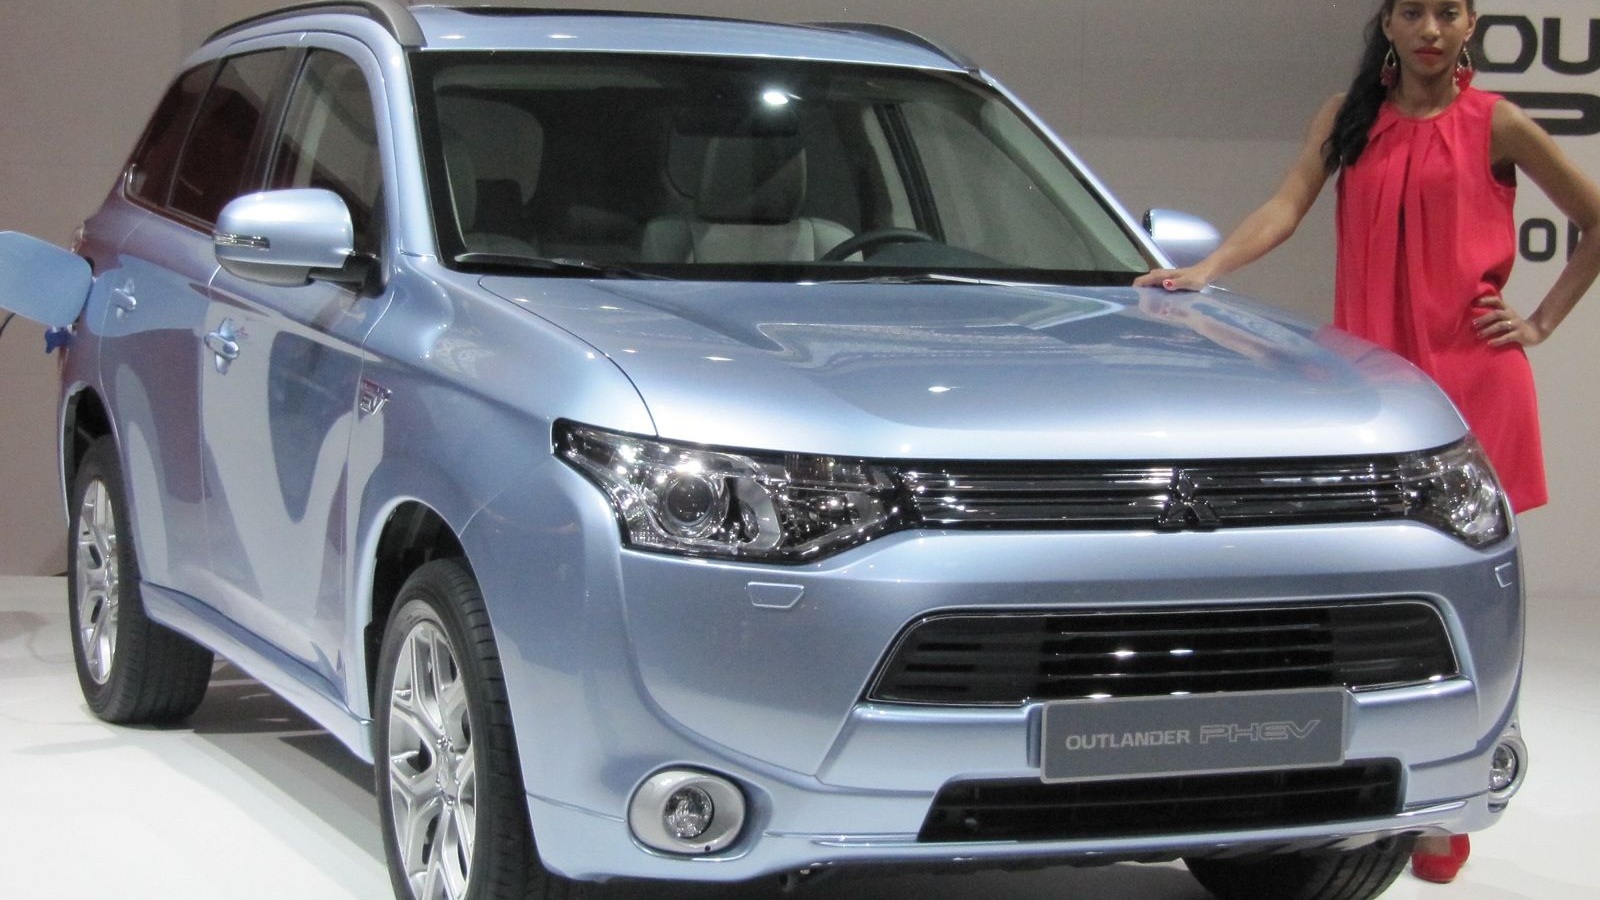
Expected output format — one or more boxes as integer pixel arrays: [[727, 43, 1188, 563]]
[[169, 49, 291, 226]]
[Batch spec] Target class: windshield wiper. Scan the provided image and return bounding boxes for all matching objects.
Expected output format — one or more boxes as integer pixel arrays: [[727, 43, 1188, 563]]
[[453, 252, 670, 280], [808, 270, 1141, 288], [807, 272, 1038, 287]]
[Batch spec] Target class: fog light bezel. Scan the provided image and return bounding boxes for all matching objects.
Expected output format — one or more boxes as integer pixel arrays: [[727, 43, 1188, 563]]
[[1487, 733, 1528, 808], [628, 769, 747, 855]]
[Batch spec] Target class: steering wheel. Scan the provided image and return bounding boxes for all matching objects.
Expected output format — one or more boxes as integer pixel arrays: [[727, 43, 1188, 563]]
[[821, 228, 936, 262]]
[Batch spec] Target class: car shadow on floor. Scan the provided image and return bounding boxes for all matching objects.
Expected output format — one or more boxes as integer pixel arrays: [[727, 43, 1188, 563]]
[[178, 661, 387, 871], [186, 661, 374, 788]]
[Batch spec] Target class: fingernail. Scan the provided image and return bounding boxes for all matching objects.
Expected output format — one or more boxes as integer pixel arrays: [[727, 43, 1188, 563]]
[[1162, 279, 1176, 290]]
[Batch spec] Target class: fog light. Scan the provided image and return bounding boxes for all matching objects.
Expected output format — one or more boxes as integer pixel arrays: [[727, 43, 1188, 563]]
[[629, 769, 746, 855], [1488, 732, 1528, 806], [1489, 744, 1517, 792], [665, 785, 715, 840]]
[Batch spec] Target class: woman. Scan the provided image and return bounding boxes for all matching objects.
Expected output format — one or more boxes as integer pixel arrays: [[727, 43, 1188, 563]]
[[1135, 0, 1600, 884]]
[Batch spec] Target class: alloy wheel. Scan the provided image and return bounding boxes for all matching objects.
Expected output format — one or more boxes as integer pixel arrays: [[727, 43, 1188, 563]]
[[386, 619, 478, 900], [74, 478, 120, 685]]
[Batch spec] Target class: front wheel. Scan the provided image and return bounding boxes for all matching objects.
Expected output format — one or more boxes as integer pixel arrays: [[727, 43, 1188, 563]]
[[68, 437, 213, 723], [1184, 835, 1414, 900], [373, 559, 585, 900]]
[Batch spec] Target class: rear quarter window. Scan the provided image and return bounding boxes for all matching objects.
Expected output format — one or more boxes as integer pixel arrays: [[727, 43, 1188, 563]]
[[126, 63, 214, 209]]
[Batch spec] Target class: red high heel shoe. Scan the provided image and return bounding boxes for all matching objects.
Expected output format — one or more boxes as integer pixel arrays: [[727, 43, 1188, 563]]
[[1411, 834, 1471, 883]]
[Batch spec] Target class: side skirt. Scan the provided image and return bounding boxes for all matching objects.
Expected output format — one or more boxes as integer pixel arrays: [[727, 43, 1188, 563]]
[[140, 581, 374, 761]]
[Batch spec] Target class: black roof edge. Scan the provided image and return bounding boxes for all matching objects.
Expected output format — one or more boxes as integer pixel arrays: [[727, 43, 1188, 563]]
[[804, 21, 978, 73], [207, 0, 425, 49]]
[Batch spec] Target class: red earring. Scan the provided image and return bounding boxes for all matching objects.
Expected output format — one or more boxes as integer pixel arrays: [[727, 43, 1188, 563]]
[[1380, 45, 1399, 88]]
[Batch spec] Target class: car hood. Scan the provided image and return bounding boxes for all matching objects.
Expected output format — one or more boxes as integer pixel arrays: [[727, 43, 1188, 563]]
[[479, 277, 1463, 460]]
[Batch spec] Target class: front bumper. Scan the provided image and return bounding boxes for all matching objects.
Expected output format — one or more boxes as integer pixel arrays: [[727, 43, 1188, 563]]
[[526, 779, 1506, 883], [463, 467, 1524, 882]]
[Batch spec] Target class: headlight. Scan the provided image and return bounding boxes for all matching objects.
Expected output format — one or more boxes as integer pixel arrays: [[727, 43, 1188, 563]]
[[557, 423, 903, 562], [1401, 438, 1510, 547]]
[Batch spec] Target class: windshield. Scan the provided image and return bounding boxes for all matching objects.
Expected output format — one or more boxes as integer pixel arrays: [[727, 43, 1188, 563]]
[[412, 51, 1152, 283]]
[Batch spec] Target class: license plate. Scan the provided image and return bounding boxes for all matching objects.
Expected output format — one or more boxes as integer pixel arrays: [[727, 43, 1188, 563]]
[[1040, 688, 1346, 783]]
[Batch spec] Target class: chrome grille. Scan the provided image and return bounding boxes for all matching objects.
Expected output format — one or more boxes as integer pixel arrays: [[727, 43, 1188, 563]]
[[901, 459, 1413, 530], [868, 602, 1457, 706]]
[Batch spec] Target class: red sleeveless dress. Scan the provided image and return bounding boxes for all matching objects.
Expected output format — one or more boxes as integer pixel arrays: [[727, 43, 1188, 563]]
[[1335, 87, 1546, 511]]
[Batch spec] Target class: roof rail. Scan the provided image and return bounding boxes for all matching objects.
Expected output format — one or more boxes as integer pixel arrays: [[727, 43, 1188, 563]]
[[207, 0, 425, 49], [450, 6, 770, 26], [804, 21, 977, 72]]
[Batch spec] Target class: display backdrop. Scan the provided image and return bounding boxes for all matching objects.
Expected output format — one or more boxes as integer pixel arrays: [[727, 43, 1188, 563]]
[[0, 0, 1366, 576], [0, 2, 1594, 593], [1473, 4, 1600, 584], [1477, 6, 1599, 297]]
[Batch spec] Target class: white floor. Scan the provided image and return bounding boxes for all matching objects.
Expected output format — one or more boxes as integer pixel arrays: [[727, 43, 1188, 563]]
[[3, 575, 1597, 900]]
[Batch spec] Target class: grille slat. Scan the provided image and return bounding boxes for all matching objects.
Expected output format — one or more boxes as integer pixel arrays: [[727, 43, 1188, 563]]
[[903, 458, 1419, 530], [1049, 662, 1341, 681], [869, 602, 1457, 705], [918, 762, 1402, 843]]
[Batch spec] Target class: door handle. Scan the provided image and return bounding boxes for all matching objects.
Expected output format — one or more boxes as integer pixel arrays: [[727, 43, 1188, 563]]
[[205, 319, 240, 373], [110, 286, 137, 316]]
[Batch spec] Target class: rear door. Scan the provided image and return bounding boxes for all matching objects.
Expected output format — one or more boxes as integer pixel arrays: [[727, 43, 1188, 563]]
[[93, 51, 290, 598]]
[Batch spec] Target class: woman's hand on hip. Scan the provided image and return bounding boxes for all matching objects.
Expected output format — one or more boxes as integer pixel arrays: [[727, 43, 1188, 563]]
[[1474, 295, 1547, 347]]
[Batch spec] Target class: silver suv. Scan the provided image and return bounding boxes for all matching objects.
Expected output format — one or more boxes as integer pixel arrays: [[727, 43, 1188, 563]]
[[0, 3, 1526, 900]]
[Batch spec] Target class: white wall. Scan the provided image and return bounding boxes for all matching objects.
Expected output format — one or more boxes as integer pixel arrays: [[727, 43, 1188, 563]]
[[0, 0, 248, 576], [1, 1, 1592, 597], [1471, 4, 1600, 600]]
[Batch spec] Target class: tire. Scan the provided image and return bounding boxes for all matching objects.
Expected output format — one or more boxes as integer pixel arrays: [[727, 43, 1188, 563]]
[[68, 436, 213, 723], [1185, 835, 1415, 900], [373, 559, 586, 900]]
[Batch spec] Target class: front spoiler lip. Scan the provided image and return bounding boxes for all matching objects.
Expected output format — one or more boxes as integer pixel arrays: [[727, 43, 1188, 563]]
[[740, 819, 1433, 883], [779, 799, 1469, 853], [530, 790, 1492, 882]]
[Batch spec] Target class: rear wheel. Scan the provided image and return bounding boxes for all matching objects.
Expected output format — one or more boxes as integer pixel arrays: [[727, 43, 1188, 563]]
[[1185, 835, 1414, 900], [374, 559, 586, 900], [68, 437, 213, 723]]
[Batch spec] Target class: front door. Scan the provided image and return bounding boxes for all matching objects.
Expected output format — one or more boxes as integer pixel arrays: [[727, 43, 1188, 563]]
[[196, 48, 388, 685]]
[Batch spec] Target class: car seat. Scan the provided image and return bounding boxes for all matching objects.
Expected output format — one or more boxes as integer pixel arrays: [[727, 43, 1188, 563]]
[[640, 132, 851, 263], [438, 96, 543, 256]]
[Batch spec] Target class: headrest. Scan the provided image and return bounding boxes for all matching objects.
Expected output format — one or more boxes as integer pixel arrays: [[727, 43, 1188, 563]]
[[694, 134, 806, 225], [438, 96, 544, 204], [666, 130, 708, 199]]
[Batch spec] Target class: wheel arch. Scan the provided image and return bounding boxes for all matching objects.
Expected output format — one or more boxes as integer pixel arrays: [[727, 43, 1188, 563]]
[[361, 499, 469, 712], [60, 384, 113, 507]]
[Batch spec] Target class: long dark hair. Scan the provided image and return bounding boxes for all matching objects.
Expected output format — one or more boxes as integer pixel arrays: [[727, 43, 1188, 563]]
[[1322, 0, 1477, 172]]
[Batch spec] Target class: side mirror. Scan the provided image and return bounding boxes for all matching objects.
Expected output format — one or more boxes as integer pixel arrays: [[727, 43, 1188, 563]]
[[214, 188, 358, 287], [1142, 208, 1222, 269], [0, 231, 92, 328]]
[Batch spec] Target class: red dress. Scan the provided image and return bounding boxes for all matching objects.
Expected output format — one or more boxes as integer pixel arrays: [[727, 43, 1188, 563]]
[[1335, 87, 1546, 512]]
